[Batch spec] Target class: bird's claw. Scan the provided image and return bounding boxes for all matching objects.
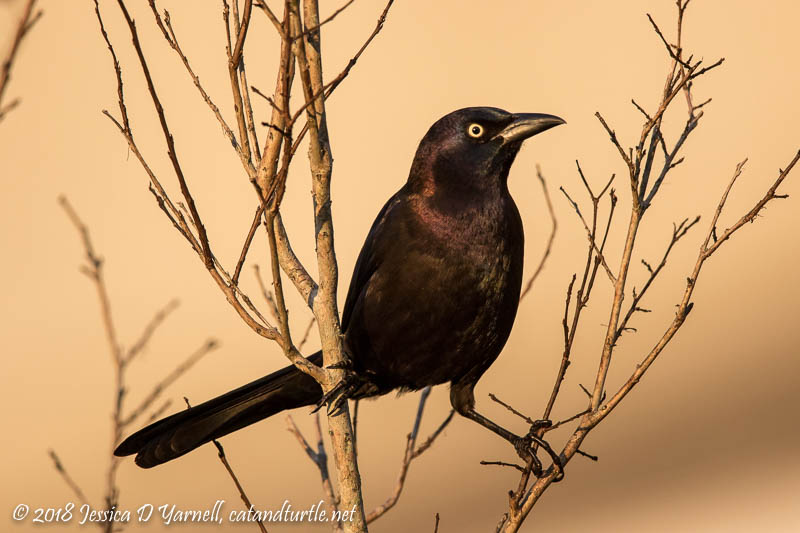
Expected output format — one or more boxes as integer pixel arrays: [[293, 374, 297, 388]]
[[325, 360, 351, 371], [512, 435, 544, 476], [312, 369, 362, 416], [510, 420, 564, 482], [529, 418, 553, 432], [324, 347, 357, 372]]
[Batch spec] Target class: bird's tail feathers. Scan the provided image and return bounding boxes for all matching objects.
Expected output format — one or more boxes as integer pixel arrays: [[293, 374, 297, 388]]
[[114, 351, 323, 468]]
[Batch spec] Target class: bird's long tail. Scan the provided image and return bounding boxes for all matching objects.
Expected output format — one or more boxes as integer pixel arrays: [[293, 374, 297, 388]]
[[114, 351, 323, 468]]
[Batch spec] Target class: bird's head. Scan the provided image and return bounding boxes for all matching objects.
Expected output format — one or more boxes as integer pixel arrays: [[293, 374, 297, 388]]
[[408, 107, 565, 197]]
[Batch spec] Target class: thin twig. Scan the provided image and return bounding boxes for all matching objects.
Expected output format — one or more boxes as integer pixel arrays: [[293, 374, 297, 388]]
[[286, 414, 341, 529], [293, 0, 355, 41], [0, 0, 41, 122], [615, 216, 701, 339], [489, 393, 536, 426], [48, 450, 90, 506], [59, 195, 125, 524], [230, 0, 253, 66], [703, 153, 799, 258], [254, 0, 285, 36], [124, 299, 180, 365], [538, 172, 617, 431], [520, 165, 557, 300], [297, 316, 317, 351], [179, 396, 267, 533], [148, 3, 256, 178], [212, 444, 267, 532], [233, 205, 263, 284], [114, 0, 213, 267], [121, 339, 218, 427], [223, 0, 254, 167], [285, 0, 395, 130], [367, 387, 452, 523], [480, 460, 525, 473]]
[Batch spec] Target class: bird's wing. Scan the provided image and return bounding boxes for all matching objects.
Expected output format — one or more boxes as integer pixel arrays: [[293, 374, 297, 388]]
[[341, 191, 403, 332]]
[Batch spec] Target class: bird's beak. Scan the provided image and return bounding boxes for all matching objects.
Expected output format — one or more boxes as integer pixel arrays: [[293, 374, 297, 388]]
[[493, 113, 566, 144]]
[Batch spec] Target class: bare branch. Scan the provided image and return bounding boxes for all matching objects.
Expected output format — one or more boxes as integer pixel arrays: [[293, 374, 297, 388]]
[[539, 274, 576, 421], [703, 152, 800, 258], [254, 0, 285, 36], [600, 151, 799, 423], [367, 387, 453, 523], [264, 210, 325, 382], [0, 0, 41, 122], [95, 1, 282, 344], [233, 205, 263, 284], [489, 393, 536, 426], [124, 299, 180, 365], [286, 0, 395, 130], [615, 216, 701, 339], [297, 316, 317, 351], [646, 13, 691, 68], [560, 185, 616, 284], [59, 196, 122, 367], [231, 0, 253, 67], [290, 1, 368, 525], [146, 399, 173, 423], [480, 460, 525, 473], [537, 172, 617, 431], [595, 112, 634, 177], [177, 396, 267, 533], [253, 263, 280, 322], [293, 0, 356, 42], [520, 166, 557, 300], [212, 440, 267, 533], [254, 2, 294, 195], [286, 414, 341, 529], [121, 339, 219, 427], [148, 3, 256, 178], [546, 407, 591, 433], [411, 409, 454, 458], [643, 112, 701, 207], [222, 0, 255, 168], [113, 0, 213, 267], [48, 450, 90, 507], [575, 449, 599, 461]]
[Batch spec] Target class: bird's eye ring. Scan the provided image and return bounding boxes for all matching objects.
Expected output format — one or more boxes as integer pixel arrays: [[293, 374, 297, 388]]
[[467, 123, 484, 139]]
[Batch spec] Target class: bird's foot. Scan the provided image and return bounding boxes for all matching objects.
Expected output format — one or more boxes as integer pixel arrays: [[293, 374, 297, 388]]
[[312, 366, 377, 416], [324, 355, 354, 371], [511, 435, 544, 476], [511, 420, 564, 482]]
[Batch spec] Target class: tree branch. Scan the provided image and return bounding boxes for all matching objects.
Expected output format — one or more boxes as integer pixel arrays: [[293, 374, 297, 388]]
[[0, 0, 41, 122], [520, 165, 558, 300], [366, 387, 453, 523]]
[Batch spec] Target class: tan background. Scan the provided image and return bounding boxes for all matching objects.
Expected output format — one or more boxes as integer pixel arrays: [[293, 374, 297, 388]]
[[1, 0, 799, 531]]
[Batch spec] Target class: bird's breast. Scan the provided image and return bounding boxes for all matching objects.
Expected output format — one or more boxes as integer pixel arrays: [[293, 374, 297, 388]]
[[410, 193, 523, 269]]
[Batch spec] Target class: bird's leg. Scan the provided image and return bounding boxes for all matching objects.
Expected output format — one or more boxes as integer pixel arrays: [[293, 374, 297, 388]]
[[464, 409, 564, 480], [451, 384, 564, 480], [463, 408, 541, 474]]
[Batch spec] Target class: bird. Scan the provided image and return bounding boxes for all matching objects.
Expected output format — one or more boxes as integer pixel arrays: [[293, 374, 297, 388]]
[[115, 106, 565, 469]]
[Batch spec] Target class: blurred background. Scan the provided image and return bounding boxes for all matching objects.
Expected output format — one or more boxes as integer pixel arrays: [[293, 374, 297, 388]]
[[1, 0, 798, 531]]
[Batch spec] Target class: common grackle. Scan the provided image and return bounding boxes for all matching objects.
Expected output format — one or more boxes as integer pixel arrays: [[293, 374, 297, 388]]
[[115, 107, 565, 469]]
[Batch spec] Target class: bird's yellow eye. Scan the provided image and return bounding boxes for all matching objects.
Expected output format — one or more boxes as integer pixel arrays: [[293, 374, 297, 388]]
[[467, 123, 484, 138]]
